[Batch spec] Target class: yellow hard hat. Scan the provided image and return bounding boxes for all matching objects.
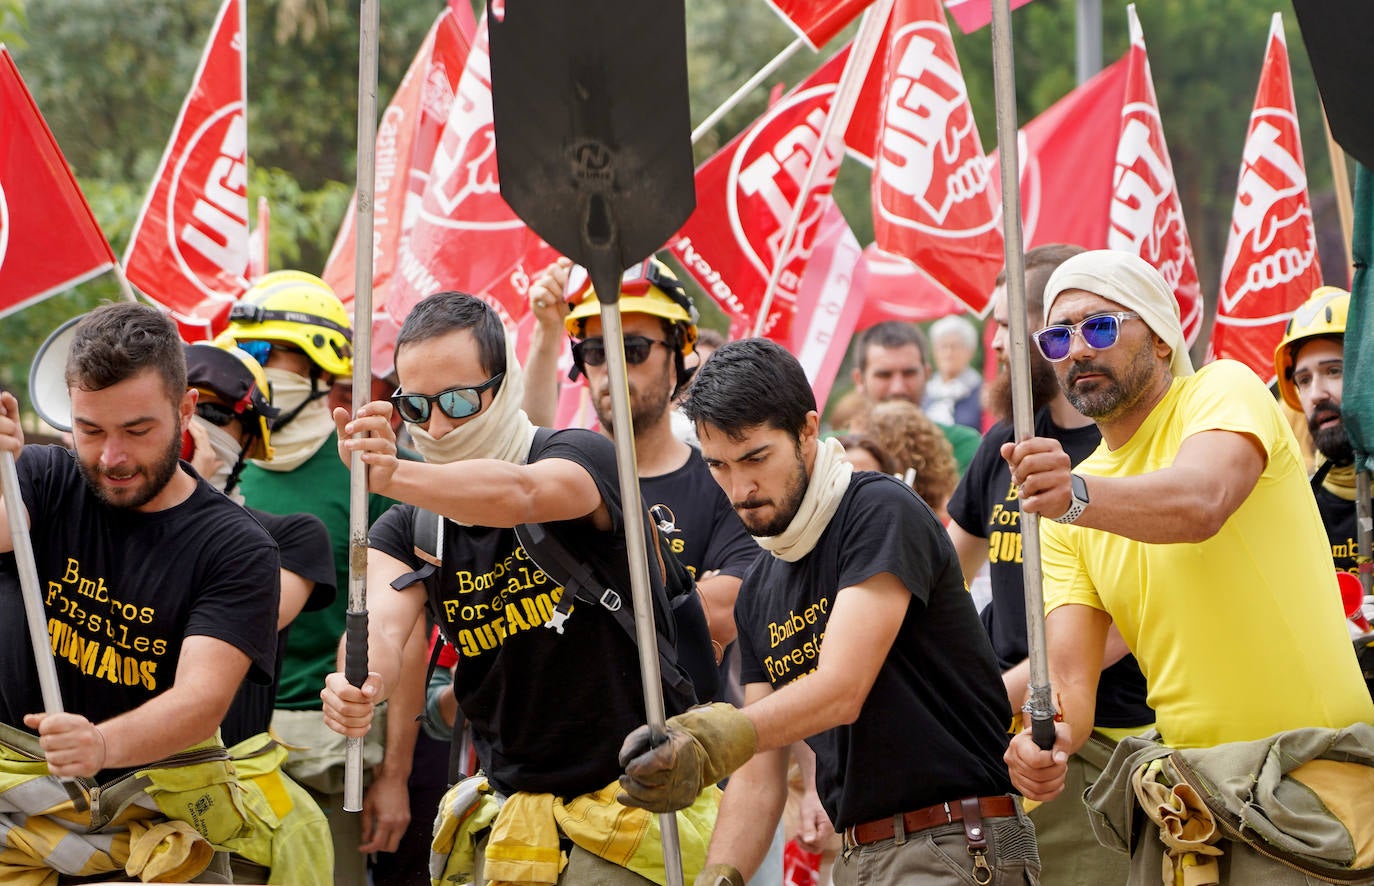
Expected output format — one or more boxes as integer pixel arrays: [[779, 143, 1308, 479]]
[[1274, 286, 1348, 410], [185, 342, 279, 461], [564, 258, 698, 357], [226, 271, 353, 377]]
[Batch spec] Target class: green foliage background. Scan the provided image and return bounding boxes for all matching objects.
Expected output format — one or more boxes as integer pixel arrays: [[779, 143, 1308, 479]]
[[0, 0, 1347, 418]]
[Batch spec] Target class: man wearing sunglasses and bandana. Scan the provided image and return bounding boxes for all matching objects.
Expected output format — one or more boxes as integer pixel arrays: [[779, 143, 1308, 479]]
[[945, 245, 1152, 886], [1003, 250, 1374, 885], [224, 271, 422, 886], [324, 291, 721, 885]]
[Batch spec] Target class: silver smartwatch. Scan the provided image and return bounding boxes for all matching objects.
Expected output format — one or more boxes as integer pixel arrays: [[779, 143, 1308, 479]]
[[1052, 473, 1090, 524]]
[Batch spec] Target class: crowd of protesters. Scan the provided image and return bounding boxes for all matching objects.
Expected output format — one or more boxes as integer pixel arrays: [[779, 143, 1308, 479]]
[[1, 244, 1372, 886]]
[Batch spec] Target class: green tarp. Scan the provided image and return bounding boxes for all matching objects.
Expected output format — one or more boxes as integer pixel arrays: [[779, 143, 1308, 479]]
[[1347, 164, 1374, 473]]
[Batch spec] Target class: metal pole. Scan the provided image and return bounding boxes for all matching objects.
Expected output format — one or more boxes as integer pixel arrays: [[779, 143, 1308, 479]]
[[1075, 0, 1102, 85], [343, 0, 380, 814], [990, 0, 1056, 750], [1322, 100, 1356, 283], [592, 286, 684, 886], [1358, 471, 1372, 597], [751, 0, 893, 338], [1, 451, 88, 810], [691, 38, 806, 145]]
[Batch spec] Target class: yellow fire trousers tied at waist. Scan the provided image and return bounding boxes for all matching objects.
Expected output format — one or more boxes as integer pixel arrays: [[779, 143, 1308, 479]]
[[431, 773, 720, 886], [0, 724, 331, 886]]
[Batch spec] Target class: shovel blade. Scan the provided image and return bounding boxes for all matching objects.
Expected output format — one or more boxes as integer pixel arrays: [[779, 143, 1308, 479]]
[[487, 0, 696, 280]]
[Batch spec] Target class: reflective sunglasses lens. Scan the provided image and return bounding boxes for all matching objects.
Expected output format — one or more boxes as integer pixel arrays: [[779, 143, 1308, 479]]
[[1081, 315, 1121, 349], [396, 396, 430, 423], [240, 340, 272, 366], [437, 388, 481, 420], [1035, 328, 1072, 361]]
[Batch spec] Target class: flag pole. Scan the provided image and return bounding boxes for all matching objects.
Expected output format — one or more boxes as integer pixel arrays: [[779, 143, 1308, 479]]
[[1322, 99, 1355, 281], [751, 0, 892, 338], [990, 0, 1056, 750], [691, 37, 806, 145], [0, 453, 88, 811], [112, 264, 139, 303], [343, 0, 380, 814]]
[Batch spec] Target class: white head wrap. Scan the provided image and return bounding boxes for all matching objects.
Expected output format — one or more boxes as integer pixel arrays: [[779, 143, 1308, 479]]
[[406, 331, 537, 466], [1042, 250, 1194, 378]]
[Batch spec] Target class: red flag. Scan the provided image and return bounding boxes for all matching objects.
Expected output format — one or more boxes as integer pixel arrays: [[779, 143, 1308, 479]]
[[943, 0, 1037, 35], [989, 53, 1128, 250], [1107, 6, 1203, 345], [669, 49, 850, 342], [788, 200, 866, 408], [322, 6, 475, 310], [765, 0, 873, 49], [852, 245, 967, 329], [0, 49, 115, 317], [381, 14, 558, 376], [1206, 13, 1320, 383], [867, 0, 1002, 315], [123, 0, 247, 337]]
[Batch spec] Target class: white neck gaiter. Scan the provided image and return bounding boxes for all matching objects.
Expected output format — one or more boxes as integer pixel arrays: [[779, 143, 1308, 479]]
[[254, 369, 334, 472], [194, 415, 248, 505], [407, 335, 537, 467], [756, 437, 853, 562]]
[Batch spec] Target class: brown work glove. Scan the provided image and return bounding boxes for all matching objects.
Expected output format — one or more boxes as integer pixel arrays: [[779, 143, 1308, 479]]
[[617, 702, 757, 812], [695, 863, 745, 886]]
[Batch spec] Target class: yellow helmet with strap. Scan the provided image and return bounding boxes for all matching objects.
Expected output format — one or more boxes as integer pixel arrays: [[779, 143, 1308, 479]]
[[226, 271, 353, 377], [1274, 286, 1349, 410], [564, 258, 698, 356]]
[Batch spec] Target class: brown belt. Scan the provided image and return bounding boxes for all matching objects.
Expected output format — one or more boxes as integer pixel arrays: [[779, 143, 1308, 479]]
[[844, 795, 1018, 848]]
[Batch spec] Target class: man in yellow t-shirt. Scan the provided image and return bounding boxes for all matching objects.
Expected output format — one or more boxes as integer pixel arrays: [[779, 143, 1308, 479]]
[[1001, 250, 1374, 883]]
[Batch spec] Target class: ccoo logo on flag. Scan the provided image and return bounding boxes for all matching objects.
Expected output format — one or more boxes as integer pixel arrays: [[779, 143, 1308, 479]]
[[726, 83, 842, 311], [874, 20, 995, 234]]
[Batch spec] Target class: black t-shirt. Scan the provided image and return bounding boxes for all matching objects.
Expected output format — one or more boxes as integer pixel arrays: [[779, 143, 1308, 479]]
[[641, 449, 760, 581], [221, 508, 336, 747], [946, 412, 1152, 728], [736, 473, 1013, 829], [0, 446, 279, 774], [1313, 480, 1362, 576], [369, 429, 691, 798]]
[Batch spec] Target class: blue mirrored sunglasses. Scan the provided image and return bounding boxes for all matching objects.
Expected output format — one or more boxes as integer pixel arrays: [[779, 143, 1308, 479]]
[[238, 340, 305, 367], [390, 372, 505, 424], [1032, 312, 1140, 362]]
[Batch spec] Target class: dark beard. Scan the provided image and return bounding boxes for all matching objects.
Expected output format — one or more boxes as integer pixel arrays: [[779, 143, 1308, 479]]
[[737, 447, 809, 537], [1309, 407, 1355, 466], [986, 354, 1060, 423], [78, 428, 183, 510], [593, 365, 674, 438], [1062, 345, 1158, 422]]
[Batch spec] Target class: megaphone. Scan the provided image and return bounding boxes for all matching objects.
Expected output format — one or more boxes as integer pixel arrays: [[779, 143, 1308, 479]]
[[28, 314, 86, 433]]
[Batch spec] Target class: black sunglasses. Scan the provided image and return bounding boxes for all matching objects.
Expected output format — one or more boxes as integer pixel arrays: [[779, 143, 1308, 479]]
[[390, 372, 505, 424], [571, 335, 672, 371]]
